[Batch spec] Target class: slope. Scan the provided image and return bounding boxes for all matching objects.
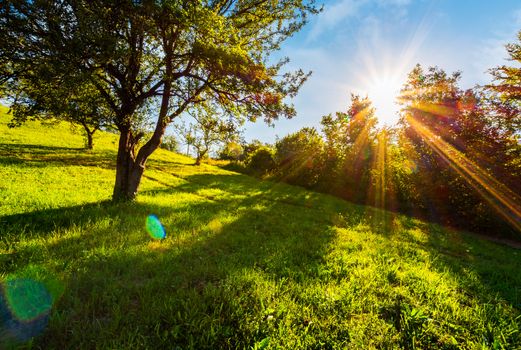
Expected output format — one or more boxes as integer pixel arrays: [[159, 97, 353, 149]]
[[0, 107, 520, 349]]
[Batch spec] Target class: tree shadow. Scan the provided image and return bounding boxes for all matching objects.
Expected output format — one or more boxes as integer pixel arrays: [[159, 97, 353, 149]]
[[425, 226, 520, 307], [3, 171, 520, 348], [0, 143, 118, 169], [4, 180, 340, 347]]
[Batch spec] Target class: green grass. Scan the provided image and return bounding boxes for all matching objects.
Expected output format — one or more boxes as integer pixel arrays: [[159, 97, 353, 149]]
[[1, 106, 520, 349]]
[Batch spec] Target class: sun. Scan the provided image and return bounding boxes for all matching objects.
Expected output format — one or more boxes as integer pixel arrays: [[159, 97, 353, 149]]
[[366, 75, 402, 126]]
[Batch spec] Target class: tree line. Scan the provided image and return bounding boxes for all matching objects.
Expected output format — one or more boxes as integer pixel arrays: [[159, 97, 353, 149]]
[[219, 41, 521, 237], [1, 2, 519, 237]]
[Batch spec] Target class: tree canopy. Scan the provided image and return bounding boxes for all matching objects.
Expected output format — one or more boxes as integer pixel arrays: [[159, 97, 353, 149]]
[[1, 0, 319, 200]]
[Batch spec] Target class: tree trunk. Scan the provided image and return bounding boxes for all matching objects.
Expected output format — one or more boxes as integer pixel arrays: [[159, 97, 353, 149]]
[[86, 131, 94, 150], [80, 121, 96, 150], [112, 128, 147, 201], [194, 149, 207, 166], [112, 123, 168, 201], [113, 128, 135, 201], [112, 66, 172, 201]]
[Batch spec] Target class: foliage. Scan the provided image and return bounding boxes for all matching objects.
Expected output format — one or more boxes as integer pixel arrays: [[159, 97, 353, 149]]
[[246, 146, 276, 176], [1, 0, 319, 200], [176, 102, 242, 165], [486, 30, 521, 133], [1, 109, 521, 349], [274, 127, 325, 188], [319, 94, 378, 202], [219, 141, 244, 161], [5, 75, 114, 149], [160, 134, 178, 152], [242, 139, 266, 160], [397, 64, 521, 234]]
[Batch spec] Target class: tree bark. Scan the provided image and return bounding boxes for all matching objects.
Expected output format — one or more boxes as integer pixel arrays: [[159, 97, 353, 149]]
[[80, 121, 96, 150], [195, 149, 207, 165], [113, 128, 136, 201], [86, 131, 94, 150], [112, 111, 169, 201]]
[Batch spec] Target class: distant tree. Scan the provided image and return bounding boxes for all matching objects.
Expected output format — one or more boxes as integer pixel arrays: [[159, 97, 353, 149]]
[[176, 103, 242, 165], [486, 30, 521, 133], [160, 135, 178, 152], [319, 94, 378, 202], [2, 1, 318, 200], [242, 139, 265, 160], [6, 77, 113, 149], [246, 146, 276, 176], [275, 127, 324, 188], [219, 141, 244, 161]]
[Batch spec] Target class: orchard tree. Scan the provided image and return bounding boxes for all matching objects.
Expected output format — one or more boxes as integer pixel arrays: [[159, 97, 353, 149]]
[[6, 76, 114, 149], [176, 102, 242, 165], [1, 0, 318, 200]]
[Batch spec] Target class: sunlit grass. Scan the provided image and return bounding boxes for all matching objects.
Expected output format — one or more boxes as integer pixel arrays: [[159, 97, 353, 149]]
[[1, 107, 520, 349]]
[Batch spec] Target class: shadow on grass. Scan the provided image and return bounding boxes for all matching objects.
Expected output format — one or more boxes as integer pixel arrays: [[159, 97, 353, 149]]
[[426, 225, 521, 308], [4, 183, 338, 347], [2, 171, 520, 348], [0, 142, 192, 171], [0, 143, 117, 169]]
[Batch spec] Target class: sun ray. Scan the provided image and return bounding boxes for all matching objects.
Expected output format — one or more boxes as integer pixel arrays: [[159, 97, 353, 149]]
[[406, 115, 521, 233]]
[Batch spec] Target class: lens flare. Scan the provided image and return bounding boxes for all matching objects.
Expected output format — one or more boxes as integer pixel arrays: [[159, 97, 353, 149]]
[[146, 215, 166, 240], [1, 279, 52, 344]]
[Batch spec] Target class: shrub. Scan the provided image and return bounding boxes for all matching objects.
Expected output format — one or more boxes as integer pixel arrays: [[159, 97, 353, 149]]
[[246, 147, 276, 176]]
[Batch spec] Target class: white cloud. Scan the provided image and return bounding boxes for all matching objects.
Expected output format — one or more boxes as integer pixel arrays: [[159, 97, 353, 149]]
[[308, 0, 368, 41], [307, 0, 415, 42]]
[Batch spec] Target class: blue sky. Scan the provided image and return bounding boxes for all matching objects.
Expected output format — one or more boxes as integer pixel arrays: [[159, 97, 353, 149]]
[[243, 0, 521, 144]]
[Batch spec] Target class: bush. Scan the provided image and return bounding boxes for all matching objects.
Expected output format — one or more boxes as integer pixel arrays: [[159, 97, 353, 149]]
[[219, 141, 244, 161], [246, 147, 276, 176], [274, 127, 324, 188]]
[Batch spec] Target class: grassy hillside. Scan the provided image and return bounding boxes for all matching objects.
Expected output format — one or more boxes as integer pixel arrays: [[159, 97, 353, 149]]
[[1, 107, 520, 349]]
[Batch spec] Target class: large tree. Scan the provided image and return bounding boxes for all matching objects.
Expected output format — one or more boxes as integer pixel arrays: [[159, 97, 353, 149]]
[[1, 0, 318, 200], [398, 64, 521, 233]]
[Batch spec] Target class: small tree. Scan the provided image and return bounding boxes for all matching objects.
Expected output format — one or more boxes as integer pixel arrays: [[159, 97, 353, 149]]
[[176, 103, 242, 165], [242, 139, 265, 160], [275, 127, 324, 188], [7, 77, 113, 149], [219, 141, 244, 161], [160, 135, 178, 152], [246, 146, 276, 176]]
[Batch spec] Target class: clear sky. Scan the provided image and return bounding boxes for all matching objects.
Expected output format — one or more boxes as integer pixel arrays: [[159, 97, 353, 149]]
[[243, 0, 521, 144]]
